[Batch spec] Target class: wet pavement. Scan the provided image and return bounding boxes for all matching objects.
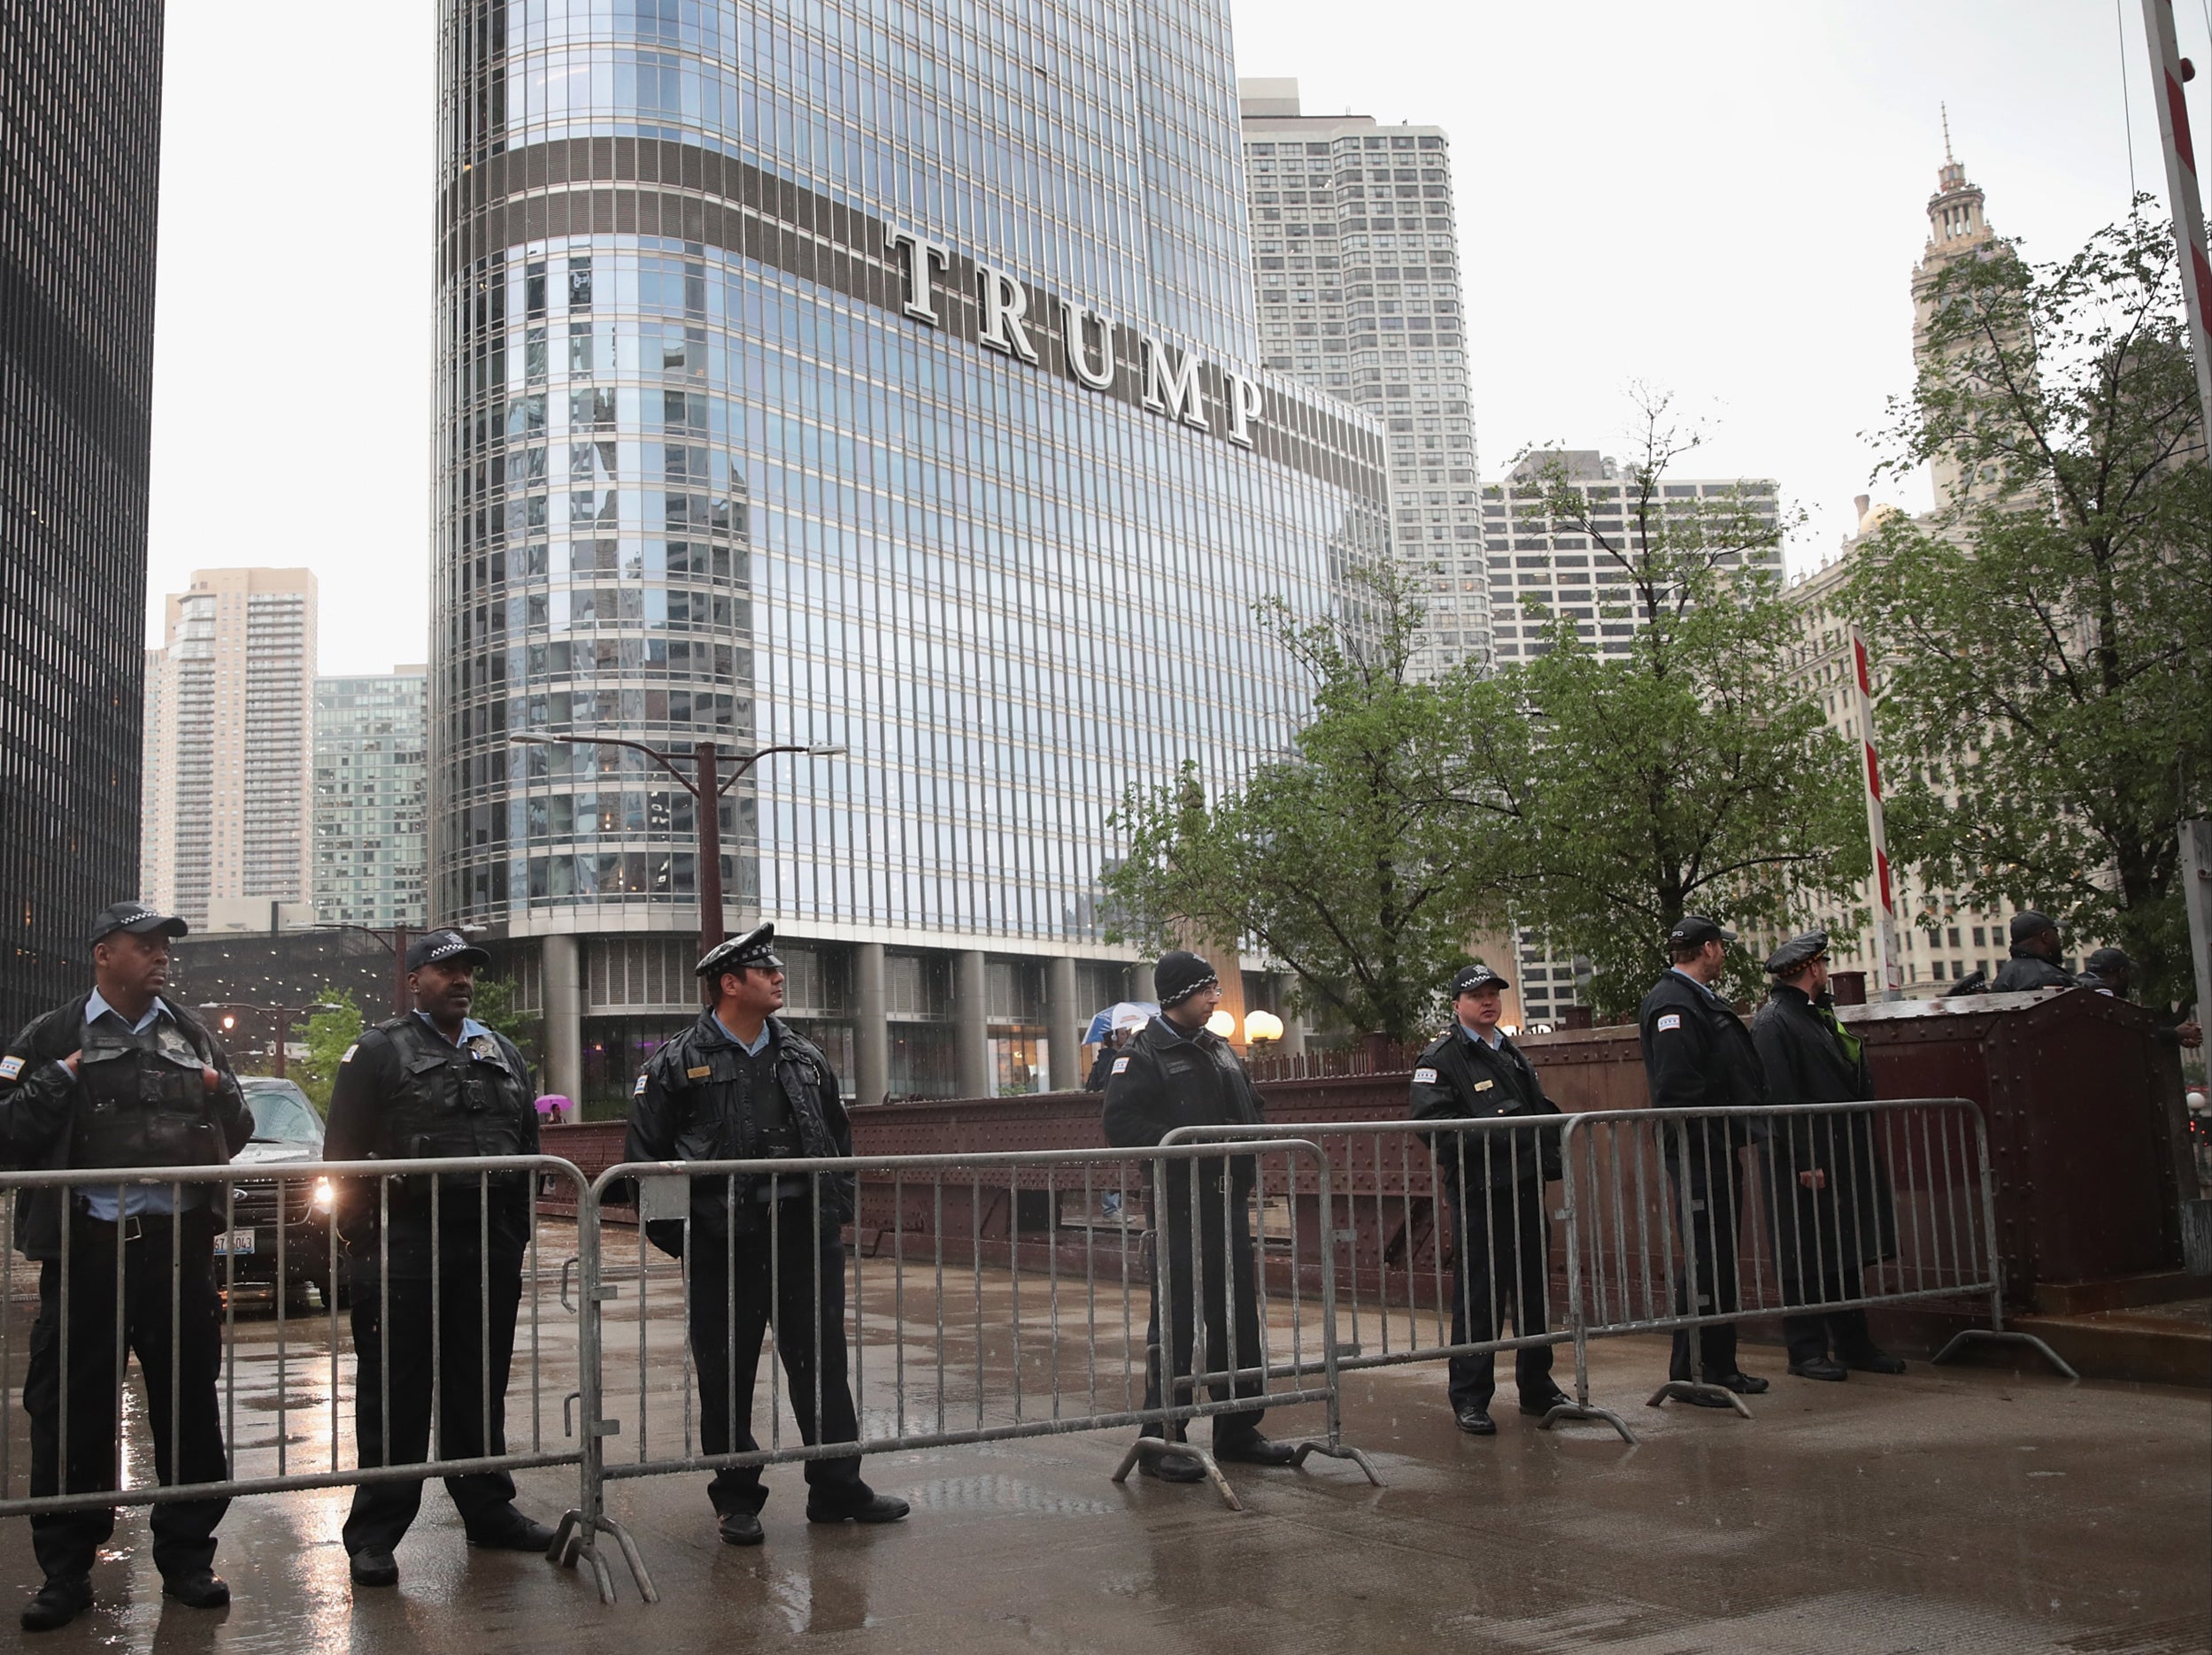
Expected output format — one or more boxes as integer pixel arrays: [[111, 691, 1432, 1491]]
[[1, 1299, 2206, 1655]]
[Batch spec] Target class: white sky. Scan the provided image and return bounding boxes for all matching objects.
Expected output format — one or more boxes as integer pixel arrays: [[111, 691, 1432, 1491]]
[[147, 1, 2211, 674]]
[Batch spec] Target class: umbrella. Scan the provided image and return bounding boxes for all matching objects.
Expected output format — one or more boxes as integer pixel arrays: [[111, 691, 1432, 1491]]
[[1083, 1002, 1159, 1044]]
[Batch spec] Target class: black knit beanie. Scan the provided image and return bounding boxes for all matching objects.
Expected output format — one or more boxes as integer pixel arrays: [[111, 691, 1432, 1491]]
[[1153, 950, 1219, 1008]]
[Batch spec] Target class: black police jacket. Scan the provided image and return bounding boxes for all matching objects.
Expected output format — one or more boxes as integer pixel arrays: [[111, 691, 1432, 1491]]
[[1408, 1026, 1562, 1191], [1101, 1015, 1265, 1207], [626, 1011, 852, 1248], [0, 997, 251, 1260], [1749, 985, 1899, 1285], [323, 1014, 540, 1281], [1638, 969, 1769, 1158], [1991, 948, 2073, 992]]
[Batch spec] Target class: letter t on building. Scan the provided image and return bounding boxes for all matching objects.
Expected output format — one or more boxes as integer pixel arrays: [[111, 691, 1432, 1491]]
[[886, 227, 951, 325]]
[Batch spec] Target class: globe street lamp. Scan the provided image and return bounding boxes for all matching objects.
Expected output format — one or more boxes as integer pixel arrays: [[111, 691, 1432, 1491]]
[[508, 735, 847, 970]]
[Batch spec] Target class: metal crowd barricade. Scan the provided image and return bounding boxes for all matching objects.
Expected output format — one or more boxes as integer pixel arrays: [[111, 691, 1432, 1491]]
[[554, 1140, 1370, 1604], [0, 1156, 589, 1524], [1557, 1098, 2076, 1416], [1162, 1118, 1636, 1443]]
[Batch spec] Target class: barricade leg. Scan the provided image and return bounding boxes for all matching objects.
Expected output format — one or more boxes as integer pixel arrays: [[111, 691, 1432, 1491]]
[[552, 1182, 656, 1604]]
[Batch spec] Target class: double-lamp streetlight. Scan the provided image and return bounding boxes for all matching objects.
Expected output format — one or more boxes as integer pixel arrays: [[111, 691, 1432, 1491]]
[[509, 735, 846, 970]]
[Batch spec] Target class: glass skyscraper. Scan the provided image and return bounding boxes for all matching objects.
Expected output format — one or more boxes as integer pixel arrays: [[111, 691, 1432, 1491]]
[[435, 0, 1389, 1105], [1, 0, 164, 1034], [314, 669, 429, 929]]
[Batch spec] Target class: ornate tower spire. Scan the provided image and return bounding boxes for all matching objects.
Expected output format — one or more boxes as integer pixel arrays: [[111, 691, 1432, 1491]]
[[1912, 117, 2015, 506]]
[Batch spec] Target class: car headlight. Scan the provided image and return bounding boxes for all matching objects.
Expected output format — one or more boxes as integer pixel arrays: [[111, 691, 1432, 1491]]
[[312, 1177, 335, 1212]]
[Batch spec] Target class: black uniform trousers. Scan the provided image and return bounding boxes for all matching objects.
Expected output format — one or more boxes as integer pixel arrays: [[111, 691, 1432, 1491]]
[[685, 1197, 867, 1517], [1140, 1163, 1267, 1447], [1444, 1180, 1555, 1411], [1667, 1143, 1748, 1382], [25, 1212, 228, 1583], [343, 1262, 524, 1555]]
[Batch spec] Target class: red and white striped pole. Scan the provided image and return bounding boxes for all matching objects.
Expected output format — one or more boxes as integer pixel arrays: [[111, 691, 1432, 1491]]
[[2142, 0, 2212, 450], [1850, 626, 1904, 1001]]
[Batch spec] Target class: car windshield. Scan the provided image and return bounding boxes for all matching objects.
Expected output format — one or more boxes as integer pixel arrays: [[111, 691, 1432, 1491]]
[[243, 1084, 322, 1145]]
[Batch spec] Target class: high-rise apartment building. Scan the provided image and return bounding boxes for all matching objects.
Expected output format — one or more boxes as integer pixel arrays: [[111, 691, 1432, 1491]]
[[435, 0, 1391, 1104], [0, 0, 165, 1031], [1237, 79, 1490, 676], [1484, 449, 1784, 1025], [314, 668, 428, 929], [140, 569, 319, 929]]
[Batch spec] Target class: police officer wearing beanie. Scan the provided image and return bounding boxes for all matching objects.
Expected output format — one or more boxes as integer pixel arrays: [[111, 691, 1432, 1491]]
[[0, 903, 251, 1630], [1750, 932, 1906, 1383], [1409, 964, 1572, 1436], [1991, 912, 2074, 992], [625, 923, 908, 1544], [1638, 915, 1770, 1405], [1102, 951, 1299, 1482], [323, 929, 556, 1589]]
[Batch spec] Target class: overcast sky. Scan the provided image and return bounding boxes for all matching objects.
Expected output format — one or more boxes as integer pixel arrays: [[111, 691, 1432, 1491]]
[[146, 2, 2210, 674]]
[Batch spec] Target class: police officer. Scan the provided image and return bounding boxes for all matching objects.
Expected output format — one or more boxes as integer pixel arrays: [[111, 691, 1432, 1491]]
[[624, 923, 908, 1544], [1750, 932, 1906, 1383], [1102, 951, 1299, 1482], [2077, 946, 2204, 1050], [1638, 915, 1769, 1405], [1409, 964, 1572, 1436], [0, 903, 251, 1630], [1991, 912, 2074, 991], [323, 929, 556, 1589]]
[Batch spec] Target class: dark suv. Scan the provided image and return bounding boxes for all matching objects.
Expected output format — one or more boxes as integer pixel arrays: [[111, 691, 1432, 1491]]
[[220, 1077, 347, 1308]]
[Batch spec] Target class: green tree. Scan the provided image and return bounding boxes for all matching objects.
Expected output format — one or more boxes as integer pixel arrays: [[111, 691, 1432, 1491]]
[[298, 989, 362, 1113], [1850, 210, 2212, 1004], [1469, 398, 1869, 1014], [469, 977, 542, 1074], [1103, 566, 1508, 1044]]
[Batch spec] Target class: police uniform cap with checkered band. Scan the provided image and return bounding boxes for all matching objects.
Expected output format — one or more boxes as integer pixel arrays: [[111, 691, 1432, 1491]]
[[694, 922, 783, 983], [404, 928, 493, 972], [1764, 932, 1829, 978]]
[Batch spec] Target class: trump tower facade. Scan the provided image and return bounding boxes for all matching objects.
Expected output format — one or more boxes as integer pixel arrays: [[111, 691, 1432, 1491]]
[[434, 0, 1388, 1105]]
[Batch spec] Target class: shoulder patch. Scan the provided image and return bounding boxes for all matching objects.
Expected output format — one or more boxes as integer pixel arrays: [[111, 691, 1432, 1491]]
[[1412, 1066, 1439, 1085], [1111, 1056, 1130, 1074], [339, 1044, 358, 1065], [686, 1064, 713, 1080], [634, 1073, 649, 1096], [0, 1054, 22, 1082], [1655, 1013, 1683, 1032]]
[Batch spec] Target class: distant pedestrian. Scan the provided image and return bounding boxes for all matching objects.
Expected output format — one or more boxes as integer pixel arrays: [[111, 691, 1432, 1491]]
[[1637, 916, 1770, 1406], [1750, 932, 1906, 1384], [1409, 964, 1572, 1436], [1103, 951, 1299, 1481], [1990, 912, 2074, 992], [2077, 947, 2203, 1050]]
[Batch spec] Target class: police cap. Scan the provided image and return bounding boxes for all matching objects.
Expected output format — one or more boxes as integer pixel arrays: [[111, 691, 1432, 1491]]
[[1667, 914, 1736, 950], [1450, 963, 1512, 996], [405, 929, 491, 971], [1765, 930, 1830, 976], [89, 902, 189, 950], [696, 922, 782, 981]]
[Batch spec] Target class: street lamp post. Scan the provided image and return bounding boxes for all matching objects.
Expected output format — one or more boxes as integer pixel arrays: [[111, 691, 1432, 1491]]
[[510, 733, 846, 962]]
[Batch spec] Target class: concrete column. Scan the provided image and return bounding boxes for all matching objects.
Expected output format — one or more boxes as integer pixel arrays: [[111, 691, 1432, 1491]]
[[955, 949, 991, 1099], [855, 942, 889, 1107], [543, 932, 582, 1102], [1046, 955, 1081, 1094]]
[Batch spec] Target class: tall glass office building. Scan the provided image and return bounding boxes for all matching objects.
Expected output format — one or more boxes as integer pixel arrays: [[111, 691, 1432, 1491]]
[[435, 0, 1388, 1105]]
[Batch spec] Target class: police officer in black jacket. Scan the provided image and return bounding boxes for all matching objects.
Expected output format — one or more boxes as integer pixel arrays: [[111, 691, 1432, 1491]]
[[1102, 951, 1299, 1482], [1408, 964, 1572, 1436], [1750, 933, 1906, 1382], [1637, 915, 1770, 1405], [0, 903, 252, 1630], [323, 929, 556, 1589], [1991, 912, 2074, 992], [625, 923, 908, 1544]]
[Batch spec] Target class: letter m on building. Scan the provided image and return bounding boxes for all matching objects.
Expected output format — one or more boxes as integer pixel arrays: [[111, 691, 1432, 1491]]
[[1140, 337, 1209, 431]]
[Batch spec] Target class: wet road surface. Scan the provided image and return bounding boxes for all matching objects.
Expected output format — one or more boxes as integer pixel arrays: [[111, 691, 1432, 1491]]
[[0, 1244, 2206, 1652]]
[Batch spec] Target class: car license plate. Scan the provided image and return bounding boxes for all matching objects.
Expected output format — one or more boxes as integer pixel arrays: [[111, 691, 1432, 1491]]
[[214, 1229, 256, 1256]]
